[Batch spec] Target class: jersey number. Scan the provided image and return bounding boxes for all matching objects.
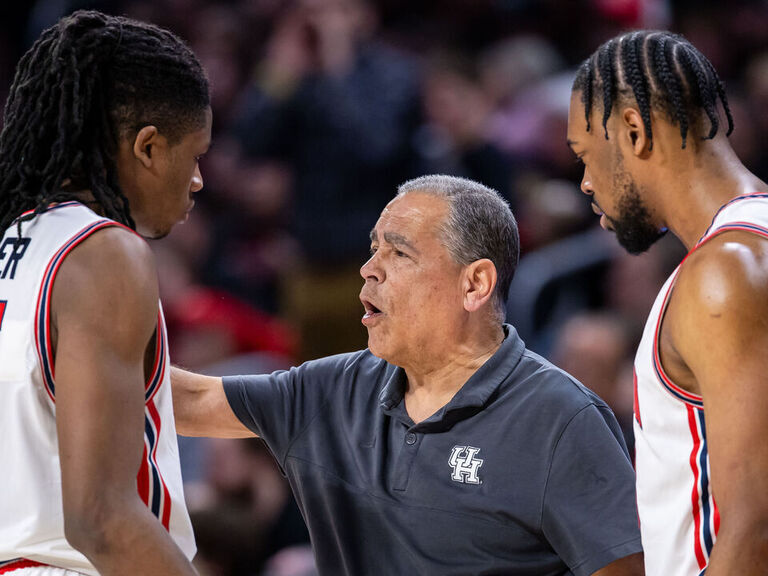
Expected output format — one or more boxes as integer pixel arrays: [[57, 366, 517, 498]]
[[0, 300, 6, 331]]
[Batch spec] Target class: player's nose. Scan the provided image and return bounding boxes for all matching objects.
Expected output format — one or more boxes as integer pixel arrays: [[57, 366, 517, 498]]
[[191, 165, 203, 193], [580, 170, 593, 196]]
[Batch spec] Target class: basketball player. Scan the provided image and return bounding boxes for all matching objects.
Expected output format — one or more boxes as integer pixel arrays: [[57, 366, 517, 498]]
[[567, 30, 768, 575], [0, 11, 211, 575]]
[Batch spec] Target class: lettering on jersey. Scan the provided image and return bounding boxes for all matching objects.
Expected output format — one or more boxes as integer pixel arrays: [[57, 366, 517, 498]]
[[449, 445, 483, 484], [0, 237, 31, 280], [0, 300, 6, 331]]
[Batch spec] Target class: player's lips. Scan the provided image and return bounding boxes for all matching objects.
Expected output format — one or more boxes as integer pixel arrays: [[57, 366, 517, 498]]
[[182, 200, 195, 222], [591, 202, 613, 231]]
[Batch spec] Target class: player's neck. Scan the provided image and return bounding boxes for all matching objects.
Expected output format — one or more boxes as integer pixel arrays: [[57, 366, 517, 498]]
[[59, 185, 105, 216], [659, 141, 768, 250]]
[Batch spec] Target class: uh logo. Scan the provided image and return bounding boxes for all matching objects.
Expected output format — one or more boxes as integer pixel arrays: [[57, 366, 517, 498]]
[[448, 445, 483, 485]]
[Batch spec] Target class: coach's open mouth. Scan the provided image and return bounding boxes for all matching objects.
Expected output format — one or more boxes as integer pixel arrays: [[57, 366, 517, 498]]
[[361, 299, 382, 318]]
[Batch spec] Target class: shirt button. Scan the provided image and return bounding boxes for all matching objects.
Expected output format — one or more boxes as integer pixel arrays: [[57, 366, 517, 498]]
[[405, 432, 417, 445]]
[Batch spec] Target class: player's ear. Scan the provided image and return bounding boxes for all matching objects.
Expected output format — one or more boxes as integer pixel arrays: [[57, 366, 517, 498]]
[[463, 259, 497, 313], [621, 107, 650, 156], [132, 125, 160, 168]]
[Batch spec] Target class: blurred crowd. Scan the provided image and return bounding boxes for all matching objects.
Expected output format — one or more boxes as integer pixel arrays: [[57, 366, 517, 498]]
[[1, 0, 767, 574]]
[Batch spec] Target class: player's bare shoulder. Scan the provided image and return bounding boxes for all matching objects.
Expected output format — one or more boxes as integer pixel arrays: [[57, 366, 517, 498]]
[[57, 225, 157, 297], [51, 224, 160, 345], [664, 230, 768, 393], [676, 230, 768, 317]]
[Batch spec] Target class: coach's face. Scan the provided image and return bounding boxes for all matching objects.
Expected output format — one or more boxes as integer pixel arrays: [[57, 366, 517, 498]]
[[359, 192, 465, 368]]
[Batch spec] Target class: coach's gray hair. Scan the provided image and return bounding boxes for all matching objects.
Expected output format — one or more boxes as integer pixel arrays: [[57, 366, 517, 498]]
[[397, 174, 519, 321]]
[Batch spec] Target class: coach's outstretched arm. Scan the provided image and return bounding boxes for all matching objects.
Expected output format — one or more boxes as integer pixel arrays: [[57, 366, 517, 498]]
[[172, 367, 254, 438], [54, 229, 197, 576]]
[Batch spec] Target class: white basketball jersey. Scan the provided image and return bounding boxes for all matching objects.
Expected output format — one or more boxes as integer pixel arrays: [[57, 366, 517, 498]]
[[634, 193, 768, 576], [0, 202, 195, 573]]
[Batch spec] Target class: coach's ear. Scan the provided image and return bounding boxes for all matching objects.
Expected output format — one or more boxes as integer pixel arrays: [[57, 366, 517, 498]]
[[463, 259, 497, 313], [132, 125, 161, 168]]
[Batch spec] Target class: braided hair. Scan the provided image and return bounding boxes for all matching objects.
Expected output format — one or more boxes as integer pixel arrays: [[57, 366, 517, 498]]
[[572, 30, 733, 150], [0, 10, 210, 234]]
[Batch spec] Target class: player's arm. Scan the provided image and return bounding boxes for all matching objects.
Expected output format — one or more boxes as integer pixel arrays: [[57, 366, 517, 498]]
[[592, 553, 644, 575], [52, 227, 196, 576], [670, 233, 768, 574], [171, 366, 254, 438]]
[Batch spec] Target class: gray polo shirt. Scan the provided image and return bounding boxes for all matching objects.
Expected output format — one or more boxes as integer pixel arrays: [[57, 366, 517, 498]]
[[223, 325, 642, 575]]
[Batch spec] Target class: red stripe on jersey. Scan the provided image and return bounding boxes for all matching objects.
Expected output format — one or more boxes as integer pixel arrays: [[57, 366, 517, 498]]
[[145, 313, 166, 403], [146, 311, 163, 396], [0, 559, 47, 573], [633, 369, 642, 428], [687, 405, 707, 570], [34, 219, 123, 402], [148, 399, 172, 530], [703, 223, 768, 244], [651, 270, 704, 407], [137, 443, 150, 506], [697, 193, 768, 242], [15, 201, 81, 222]]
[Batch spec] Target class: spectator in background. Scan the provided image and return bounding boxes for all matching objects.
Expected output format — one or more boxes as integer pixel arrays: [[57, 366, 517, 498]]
[[189, 439, 310, 576], [744, 51, 768, 180], [413, 50, 512, 204], [261, 546, 318, 576], [480, 34, 567, 174], [603, 236, 686, 336], [152, 211, 298, 371], [231, 0, 420, 359], [552, 312, 636, 451], [198, 137, 300, 314]]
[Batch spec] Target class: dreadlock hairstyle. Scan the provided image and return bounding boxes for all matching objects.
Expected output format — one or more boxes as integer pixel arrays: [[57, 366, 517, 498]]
[[572, 30, 733, 151], [0, 10, 210, 234]]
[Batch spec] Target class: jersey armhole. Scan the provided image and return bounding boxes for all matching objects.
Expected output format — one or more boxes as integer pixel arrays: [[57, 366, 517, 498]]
[[33, 219, 152, 402]]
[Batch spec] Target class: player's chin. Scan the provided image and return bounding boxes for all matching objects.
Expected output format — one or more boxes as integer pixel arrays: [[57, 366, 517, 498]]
[[145, 222, 175, 240]]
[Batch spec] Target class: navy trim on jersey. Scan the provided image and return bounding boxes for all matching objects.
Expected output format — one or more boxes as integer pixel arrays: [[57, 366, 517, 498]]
[[144, 413, 163, 517], [11, 201, 83, 227], [696, 410, 715, 558], [697, 193, 768, 244], [35, 219, 116, 400]]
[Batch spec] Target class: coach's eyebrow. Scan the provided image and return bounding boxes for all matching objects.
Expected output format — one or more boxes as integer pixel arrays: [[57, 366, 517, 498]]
[[383, 232, 419, 254]]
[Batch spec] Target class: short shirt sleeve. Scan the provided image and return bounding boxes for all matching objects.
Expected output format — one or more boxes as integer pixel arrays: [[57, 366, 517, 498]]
[[542, 404, 642, 575], [222, 353, 355, 462]]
